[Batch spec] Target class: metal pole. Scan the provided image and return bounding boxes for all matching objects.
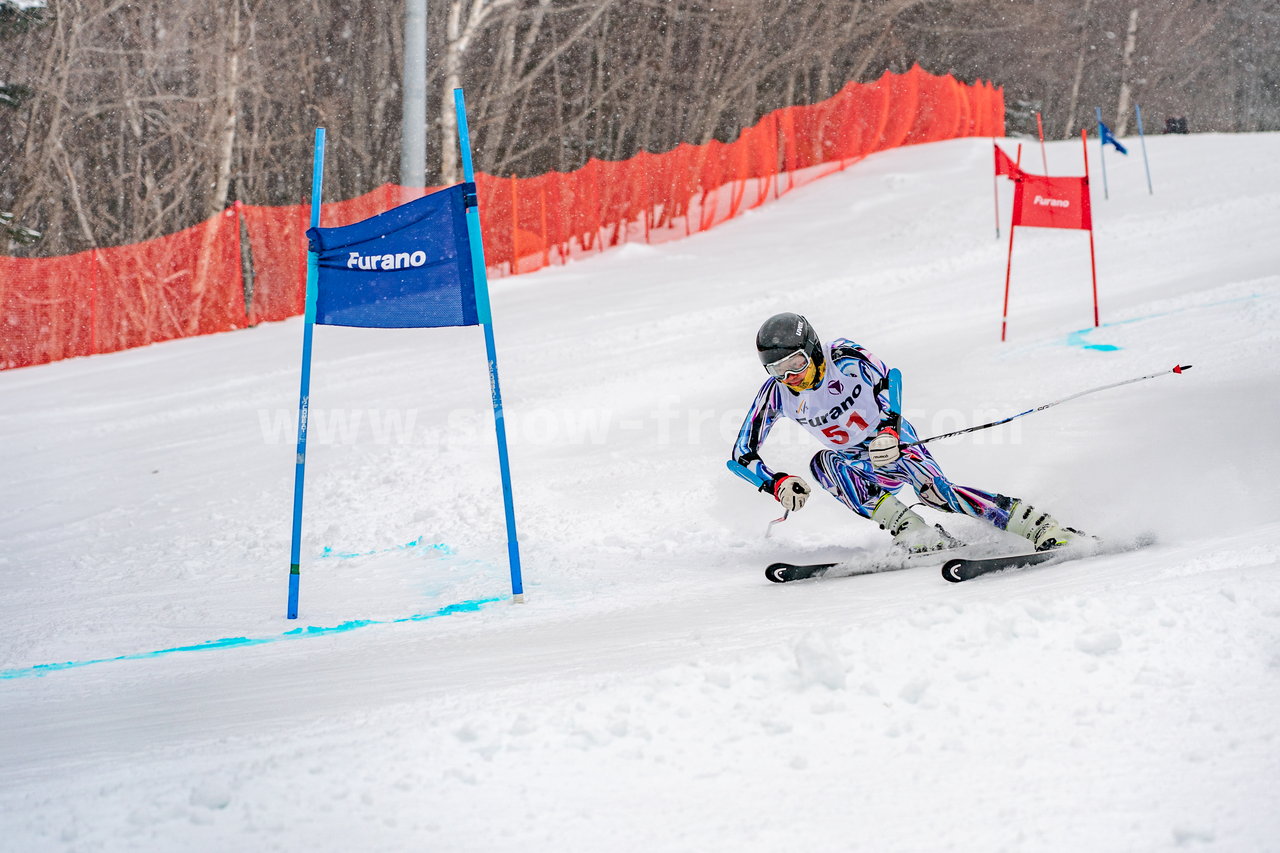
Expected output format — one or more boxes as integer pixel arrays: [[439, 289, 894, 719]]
[[1135, 103, 1154, 195], [400, 0, 427, 192], [992, 139, 1000, 240], [1094, 107, 1110, 200]]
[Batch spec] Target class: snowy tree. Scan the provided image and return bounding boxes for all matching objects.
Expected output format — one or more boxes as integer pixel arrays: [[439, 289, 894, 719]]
[[0, 0, 1275, 256], [0, 0, 47, 246]]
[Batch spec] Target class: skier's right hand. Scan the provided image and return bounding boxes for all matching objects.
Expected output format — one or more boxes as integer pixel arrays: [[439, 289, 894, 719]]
[[770, 474, 811, 511]]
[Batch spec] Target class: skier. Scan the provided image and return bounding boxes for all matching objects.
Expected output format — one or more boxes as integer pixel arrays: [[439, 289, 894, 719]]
[[731, 312, 1082, 554]]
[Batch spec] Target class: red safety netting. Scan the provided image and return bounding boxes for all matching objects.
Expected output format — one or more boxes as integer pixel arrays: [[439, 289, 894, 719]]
[[1, 67, 1002, 370]]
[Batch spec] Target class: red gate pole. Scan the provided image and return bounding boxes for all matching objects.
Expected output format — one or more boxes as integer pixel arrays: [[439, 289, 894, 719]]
[[1087, 227, 1100, 327], [1036, 112, 1048, 173], [1000, 223, 1017, 342], [1082, 128, 1100, 326]]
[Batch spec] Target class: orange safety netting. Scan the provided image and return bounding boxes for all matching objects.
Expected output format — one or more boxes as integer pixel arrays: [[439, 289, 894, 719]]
[[0, 207, 246, 369], [1, 67, 1002, 369]]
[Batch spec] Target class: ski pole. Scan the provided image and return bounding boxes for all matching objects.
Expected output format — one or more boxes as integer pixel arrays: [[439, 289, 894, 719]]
[[905, 364, 1191, 447], [726, 459, 790, 536], [766, 509, 789, 539]]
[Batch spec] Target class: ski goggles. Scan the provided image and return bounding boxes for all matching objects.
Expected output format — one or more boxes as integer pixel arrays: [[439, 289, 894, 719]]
[[764, 349, 811, 379]]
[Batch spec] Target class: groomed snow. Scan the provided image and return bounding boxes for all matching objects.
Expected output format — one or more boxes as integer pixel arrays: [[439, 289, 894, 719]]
[[2, 133, 1278, 852]]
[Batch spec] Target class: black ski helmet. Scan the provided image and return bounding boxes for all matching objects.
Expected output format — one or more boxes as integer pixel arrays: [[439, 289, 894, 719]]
[[756, 312, 824, 373]]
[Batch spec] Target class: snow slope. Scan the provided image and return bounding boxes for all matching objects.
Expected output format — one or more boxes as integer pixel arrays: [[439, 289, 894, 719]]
[[2, 133, 1279, 852]]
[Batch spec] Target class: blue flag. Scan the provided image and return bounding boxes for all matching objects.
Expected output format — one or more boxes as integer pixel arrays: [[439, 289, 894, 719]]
[[306, 183, 479, 329], [1098, 122, 1129, 155]]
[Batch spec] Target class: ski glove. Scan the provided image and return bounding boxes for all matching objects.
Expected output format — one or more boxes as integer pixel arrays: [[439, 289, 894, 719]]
[[770, 474, 811, 511], [868, 428, 901, 468]]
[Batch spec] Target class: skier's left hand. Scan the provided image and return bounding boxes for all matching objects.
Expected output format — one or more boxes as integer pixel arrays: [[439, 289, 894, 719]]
[[868, 428, 901, 467]]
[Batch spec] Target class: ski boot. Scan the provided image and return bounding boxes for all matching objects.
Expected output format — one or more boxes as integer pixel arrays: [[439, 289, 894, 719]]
[[871, 493, 962, 554], [1005, 501, 1084, 551]]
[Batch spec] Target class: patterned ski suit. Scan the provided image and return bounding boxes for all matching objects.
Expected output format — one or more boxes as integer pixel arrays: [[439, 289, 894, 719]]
[[732, 338, 1017, 528]]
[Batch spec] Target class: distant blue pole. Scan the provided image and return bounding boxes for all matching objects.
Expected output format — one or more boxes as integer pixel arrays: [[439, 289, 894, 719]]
[[287, 127, 326, 619], [1094, 108, 1110, 200], [1135, 103, 1154, 195], [453, 88, 525, 603]]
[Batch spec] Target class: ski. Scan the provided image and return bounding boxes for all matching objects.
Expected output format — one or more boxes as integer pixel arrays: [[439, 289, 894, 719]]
[[768, 548, 1063, 584], [940, 550, 1060, 582], [765, 558, 917, 583], [766, 561, 837, 583], [771, 536, 1147, 585]]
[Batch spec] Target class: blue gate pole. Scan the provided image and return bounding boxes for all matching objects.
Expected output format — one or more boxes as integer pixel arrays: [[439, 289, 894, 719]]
[[1135, 103, 1154, 195], [1094, 107, 1110, 200], [287, 127, 326, 619], [453, 89, 525, 603]]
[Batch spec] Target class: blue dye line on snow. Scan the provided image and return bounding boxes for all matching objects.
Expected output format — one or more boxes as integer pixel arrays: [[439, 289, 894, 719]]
[[0, 596, 504, 681], [318, 538, 454, 560], [1066, 327, 1122, 351], [1063, 294, 1262, 353]]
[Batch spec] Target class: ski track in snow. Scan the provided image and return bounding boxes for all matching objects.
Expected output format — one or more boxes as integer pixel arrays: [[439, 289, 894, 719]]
[[2, 134, 1280, 852]]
